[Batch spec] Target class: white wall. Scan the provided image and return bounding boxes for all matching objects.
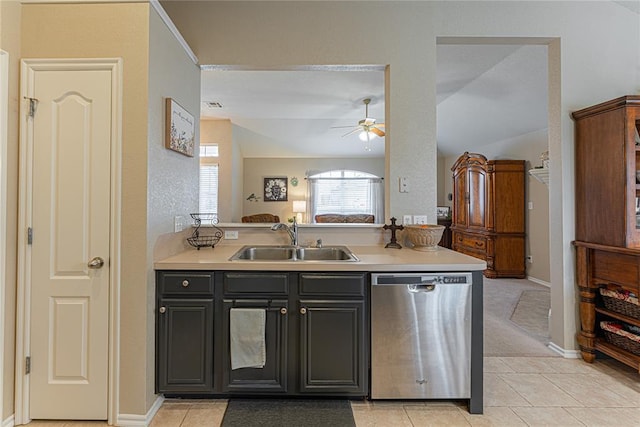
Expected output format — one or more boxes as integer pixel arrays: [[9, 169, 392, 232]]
[[147, 5, 201, 410], [163, 0, 640, 352]]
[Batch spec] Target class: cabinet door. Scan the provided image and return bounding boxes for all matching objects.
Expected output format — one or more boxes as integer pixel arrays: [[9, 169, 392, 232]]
[[298, 300, 366, 395], [222, 299, 288, 393], [156, 298, 214, 393], [467, 165, 487, 229], [452, 166, 468, 228]]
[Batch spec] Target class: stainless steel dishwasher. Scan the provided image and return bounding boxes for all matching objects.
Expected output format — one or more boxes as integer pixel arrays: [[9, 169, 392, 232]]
[[371, 272, 472, 399]]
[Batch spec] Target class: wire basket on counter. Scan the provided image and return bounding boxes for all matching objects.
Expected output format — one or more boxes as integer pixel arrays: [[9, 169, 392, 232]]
[[187, 213, 223, 250]]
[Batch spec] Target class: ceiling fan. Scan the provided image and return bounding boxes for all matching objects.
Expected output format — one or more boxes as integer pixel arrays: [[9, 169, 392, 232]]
[[333, 98, 385, 150]]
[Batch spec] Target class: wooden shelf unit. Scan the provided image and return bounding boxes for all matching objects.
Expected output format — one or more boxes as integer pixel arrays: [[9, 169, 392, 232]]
[[573, 96, 640, 371], [574, 241, 640, 372]]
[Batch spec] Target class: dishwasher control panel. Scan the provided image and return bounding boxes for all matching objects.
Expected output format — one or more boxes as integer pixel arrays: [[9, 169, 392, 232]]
[[372, 273, 471, 285]]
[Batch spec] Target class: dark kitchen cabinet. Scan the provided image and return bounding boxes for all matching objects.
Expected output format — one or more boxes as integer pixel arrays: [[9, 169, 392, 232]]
[[156, 272, 215, 393], [156, 270, 368, 397], [221, 299, 289, 393], [298, 299, 366, 394], [221, 271, 368, 396]]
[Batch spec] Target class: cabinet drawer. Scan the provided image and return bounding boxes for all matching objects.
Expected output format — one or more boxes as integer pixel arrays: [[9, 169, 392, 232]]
[[592, 251, 640, 294], [158, 272, 214, 295], [455, 233, 487, 251], [299, 273, 366, 296], [223, 272, 289, 295]]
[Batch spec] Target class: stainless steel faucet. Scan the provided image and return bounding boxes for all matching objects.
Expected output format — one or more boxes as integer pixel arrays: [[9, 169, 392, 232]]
[[271, 218, 298, 246]]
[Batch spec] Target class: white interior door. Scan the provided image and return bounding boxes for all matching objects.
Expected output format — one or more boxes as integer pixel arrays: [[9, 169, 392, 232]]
[[28, 66, 112, 420]]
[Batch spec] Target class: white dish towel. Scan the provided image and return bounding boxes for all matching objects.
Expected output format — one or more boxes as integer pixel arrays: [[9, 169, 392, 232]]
[[230, 308, 266, 370]]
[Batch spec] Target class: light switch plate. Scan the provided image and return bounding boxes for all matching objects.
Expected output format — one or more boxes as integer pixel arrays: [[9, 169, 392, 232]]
[[413, 215, 428, 224], [399, 177, 409, 193], [174, 215, 184, 233], [403, 215, 412, 225]]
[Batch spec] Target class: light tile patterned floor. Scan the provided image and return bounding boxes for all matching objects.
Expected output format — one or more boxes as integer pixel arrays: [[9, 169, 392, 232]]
[[25, 356, 640, 427]]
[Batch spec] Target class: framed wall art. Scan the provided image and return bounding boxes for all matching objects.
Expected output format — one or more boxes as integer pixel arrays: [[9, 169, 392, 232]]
[[264, 177, 288, 202], [165, 98, 195, 157], [437, 206, 451, 219]]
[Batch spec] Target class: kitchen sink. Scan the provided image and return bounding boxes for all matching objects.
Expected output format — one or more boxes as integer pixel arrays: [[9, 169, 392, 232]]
[[229, 245, 359, 262]]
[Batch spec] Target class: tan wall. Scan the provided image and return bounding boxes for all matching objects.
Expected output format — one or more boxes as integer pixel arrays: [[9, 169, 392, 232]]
[[21, 2, 151, 416], [200, 119, 234, 221], [0, 0, 21, 421], [147, 5, 200, 412], [243, 157, 385, 223]]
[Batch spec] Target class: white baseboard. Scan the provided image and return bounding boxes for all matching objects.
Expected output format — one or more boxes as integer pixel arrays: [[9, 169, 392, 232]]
[[117, 395, 164, 427], [2, 414, 14, 427], [548, 341, 581, 358], [527, 276, 551, 287]]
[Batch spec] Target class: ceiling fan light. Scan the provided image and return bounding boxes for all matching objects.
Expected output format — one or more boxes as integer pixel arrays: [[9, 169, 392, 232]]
[[359, 130, 376, 141]]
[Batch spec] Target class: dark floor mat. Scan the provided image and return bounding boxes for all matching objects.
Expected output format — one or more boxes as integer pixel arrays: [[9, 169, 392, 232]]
[[221, 399, 356, 427]]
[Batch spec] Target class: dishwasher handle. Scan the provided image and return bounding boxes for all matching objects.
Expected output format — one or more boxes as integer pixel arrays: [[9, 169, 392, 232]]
[[407, 283, 436, 293]]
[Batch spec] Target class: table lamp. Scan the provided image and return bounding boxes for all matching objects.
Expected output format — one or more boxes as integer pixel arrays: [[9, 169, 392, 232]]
[[293, 200, 306, 223]]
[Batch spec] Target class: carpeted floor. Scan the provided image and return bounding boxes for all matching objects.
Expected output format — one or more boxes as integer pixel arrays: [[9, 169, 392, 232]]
[[483, 277, 557, 357], [221, 399, 356, 426]]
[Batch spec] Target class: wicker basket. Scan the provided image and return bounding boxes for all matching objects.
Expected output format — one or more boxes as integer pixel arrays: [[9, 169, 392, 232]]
[[599, 288, 640, 320], [600, 321, 640, 356]]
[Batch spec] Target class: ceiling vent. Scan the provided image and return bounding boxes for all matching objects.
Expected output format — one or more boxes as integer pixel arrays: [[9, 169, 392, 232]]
[[205, 101, 223, 109]]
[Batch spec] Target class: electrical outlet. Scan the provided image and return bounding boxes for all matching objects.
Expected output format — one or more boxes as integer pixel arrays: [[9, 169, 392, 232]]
[[526, 255, 533, 263], [414, 215, 428, 224], [224, 230, 239, 240], [174, 215, 184, 233], [403, 215, 412, 225]]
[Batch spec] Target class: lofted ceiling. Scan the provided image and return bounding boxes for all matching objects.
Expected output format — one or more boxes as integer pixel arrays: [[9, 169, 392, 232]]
[[199, 44, 548, 158]]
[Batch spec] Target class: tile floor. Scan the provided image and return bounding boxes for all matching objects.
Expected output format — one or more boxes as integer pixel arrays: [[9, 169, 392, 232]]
[[25, 356, 640, 427]]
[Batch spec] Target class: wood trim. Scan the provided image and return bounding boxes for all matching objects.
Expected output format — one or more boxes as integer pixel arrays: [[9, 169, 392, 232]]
[[0, 49, 8, 427], [571, 95, 640, 120]]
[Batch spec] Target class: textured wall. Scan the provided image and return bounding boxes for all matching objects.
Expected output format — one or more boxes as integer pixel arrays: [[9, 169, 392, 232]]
[[146, 5, 200, 412]]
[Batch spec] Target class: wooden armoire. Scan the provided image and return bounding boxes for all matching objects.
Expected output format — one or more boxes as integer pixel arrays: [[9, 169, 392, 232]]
[[450, 152, 526, 278]]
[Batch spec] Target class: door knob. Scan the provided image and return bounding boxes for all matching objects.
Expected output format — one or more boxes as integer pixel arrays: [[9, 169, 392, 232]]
[[159, 306, 166, 314], [88, 257, 105, 269], [300, 307, 307, 315]]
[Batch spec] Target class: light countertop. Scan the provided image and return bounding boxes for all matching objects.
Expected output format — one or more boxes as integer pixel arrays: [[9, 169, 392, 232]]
[[154, 245, 487, 272]]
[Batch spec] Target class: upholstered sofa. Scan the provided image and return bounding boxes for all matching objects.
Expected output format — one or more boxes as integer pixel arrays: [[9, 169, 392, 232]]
[[314, 214, 374, 224]]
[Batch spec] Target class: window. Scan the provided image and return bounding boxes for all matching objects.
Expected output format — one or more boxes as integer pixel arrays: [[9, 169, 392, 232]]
[[199, 144, 218, 214], [308, 170, 383, 223]]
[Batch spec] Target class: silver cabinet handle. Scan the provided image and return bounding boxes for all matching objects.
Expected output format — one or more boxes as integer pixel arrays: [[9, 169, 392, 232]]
[[300, 307, 307, 315], [88, 257, 104, 269], [159, 306, 166, 314], [280, 307, 287, 315], [182, 280, 189, 287]]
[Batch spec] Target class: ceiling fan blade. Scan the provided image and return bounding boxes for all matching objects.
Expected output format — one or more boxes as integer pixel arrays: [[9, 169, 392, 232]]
[[373, 123, 385, 129], [331, 125, 358, 129], [342, 127, 362, 137], [371, 127, 385, 137]]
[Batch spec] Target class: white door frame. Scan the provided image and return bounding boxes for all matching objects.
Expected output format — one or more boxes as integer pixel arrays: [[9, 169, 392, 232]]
[[16, 58, 122, 425], [0, 48, 9, 427]]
